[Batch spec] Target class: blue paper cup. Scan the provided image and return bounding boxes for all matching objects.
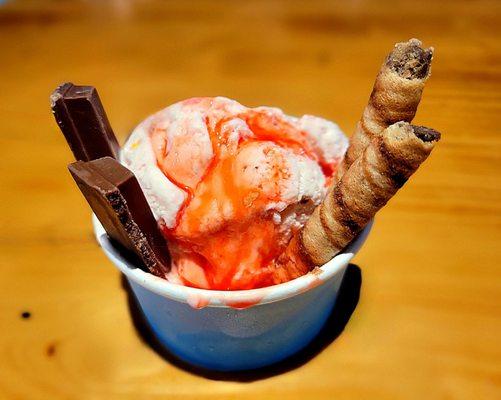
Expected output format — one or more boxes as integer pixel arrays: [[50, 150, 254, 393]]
[[93, 215, 372, 371]]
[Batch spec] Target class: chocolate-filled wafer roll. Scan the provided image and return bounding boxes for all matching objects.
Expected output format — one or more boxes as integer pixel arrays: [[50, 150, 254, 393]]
[[301, 122, 440, 266], [335, 39, 433, 180]]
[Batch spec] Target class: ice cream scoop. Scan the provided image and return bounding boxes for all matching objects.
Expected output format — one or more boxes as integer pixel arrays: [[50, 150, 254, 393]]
[[122, 97, 348, 290]]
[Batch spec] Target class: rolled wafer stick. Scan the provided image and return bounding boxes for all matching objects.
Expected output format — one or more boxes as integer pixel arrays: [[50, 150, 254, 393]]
[[335, 39, 433, 180], [298, 122, 440, 267], [270, 122, 440, 282]]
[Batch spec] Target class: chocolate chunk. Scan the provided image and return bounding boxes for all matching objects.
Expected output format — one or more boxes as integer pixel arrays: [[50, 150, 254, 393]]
[[68, 157, 170, 277], [386, 40, 433, 80], [411, 125, 441, 142], [51, 83, 120, 161]]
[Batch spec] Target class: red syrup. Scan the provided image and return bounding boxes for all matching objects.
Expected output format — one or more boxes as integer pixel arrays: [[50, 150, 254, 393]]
[[151, 104, 337, 290]]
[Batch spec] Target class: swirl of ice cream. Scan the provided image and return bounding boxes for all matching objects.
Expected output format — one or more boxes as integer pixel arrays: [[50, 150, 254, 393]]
[[122, 97, 347, 290]]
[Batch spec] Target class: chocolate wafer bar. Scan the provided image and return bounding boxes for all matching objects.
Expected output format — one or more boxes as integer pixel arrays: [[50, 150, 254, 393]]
[[51, 83, 120, 161], [68, 157, 170, 277]]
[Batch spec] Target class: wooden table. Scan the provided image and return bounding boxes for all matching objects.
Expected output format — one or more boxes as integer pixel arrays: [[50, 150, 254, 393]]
[[1, 1, 500, 398]]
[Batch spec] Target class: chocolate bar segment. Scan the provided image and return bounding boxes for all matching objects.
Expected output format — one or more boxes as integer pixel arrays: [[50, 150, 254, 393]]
[[51, 83, 120, 161], [68, 157, 170, 276]]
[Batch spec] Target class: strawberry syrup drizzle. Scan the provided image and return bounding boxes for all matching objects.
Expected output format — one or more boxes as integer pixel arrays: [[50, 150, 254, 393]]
[[156, 115, 220, 238], [186, 295, 211, 309], [244, 111, 335, 179], [163, 178, 194, 232], [225, 298, 264, 310], [243, 112, 315, 157], [158, 114, 237, 289]]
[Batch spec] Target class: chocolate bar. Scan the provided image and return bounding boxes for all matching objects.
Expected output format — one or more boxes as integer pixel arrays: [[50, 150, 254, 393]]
[[68, 157, 170, 276], [51, 83, 120, 161]]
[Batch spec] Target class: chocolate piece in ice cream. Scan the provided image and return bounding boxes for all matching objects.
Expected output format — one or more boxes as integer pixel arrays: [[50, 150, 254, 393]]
[[68, 157, 170, 277], [51, 83, 120, 161]]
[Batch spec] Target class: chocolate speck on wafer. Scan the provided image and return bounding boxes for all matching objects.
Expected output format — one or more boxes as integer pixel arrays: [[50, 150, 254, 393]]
[[412, 125, 441, 142], [386, 39, 433, 80]]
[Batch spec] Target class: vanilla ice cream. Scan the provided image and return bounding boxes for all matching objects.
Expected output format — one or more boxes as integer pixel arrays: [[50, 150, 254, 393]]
[[122, 97, 347, 290]]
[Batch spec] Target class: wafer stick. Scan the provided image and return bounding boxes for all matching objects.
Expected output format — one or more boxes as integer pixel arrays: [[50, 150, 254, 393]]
[[298, 122, 440, 267], [335, 39, 433, 180]]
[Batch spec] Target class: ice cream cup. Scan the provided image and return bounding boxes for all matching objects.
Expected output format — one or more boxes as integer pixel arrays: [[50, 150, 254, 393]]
[[92, 214, 372, 371]]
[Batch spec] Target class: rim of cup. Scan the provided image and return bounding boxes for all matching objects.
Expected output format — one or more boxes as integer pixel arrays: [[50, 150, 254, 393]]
[[93, 214, 372, 308]]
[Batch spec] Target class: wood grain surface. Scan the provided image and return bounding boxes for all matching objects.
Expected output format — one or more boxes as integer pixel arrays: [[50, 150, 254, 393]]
[[1, 0, 500, 399]]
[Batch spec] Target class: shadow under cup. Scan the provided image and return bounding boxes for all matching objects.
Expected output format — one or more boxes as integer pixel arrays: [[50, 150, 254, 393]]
[[93, 215, 372, 371]]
